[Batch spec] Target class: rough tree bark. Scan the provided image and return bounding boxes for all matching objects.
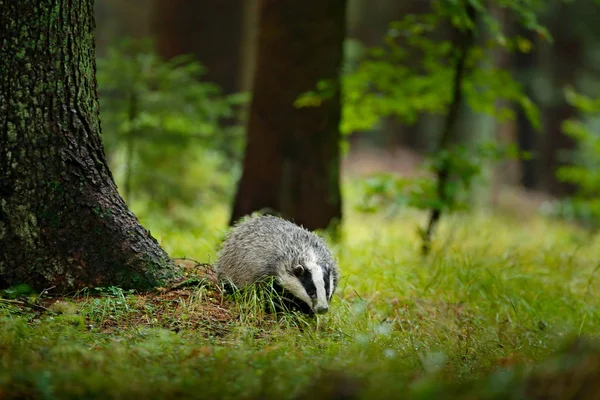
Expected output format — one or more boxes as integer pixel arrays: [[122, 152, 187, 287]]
[[230, 0, 346, 231], [0, 0, 177, 291]]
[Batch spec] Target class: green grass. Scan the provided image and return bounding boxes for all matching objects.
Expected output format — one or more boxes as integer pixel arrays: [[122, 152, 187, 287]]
[[2, 193, 600, 399]]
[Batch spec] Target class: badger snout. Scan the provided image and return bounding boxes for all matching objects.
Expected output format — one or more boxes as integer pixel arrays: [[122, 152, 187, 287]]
[[313, 298, 329, 314], [315, 305, 329, 314]]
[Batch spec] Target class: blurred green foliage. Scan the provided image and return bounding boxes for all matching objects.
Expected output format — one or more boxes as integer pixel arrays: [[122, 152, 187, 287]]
[[298, 0, 543, 135], [314, 0, 542, 223], [97, 38, 248, 227], [339, 13, 540, 135], [551, 87, 600, 229]]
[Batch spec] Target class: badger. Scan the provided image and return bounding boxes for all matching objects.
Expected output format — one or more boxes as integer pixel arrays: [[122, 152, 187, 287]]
[[214, 214, 339, 315]]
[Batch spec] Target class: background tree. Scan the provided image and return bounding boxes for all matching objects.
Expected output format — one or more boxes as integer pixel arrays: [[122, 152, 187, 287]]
[[513, 24, 538, 190], [229, 0, 347, 231], [95, 39, 246, 231], [152, 0, 248, 97], [537, 1, 582, 197], [0, 0, 177, 291]]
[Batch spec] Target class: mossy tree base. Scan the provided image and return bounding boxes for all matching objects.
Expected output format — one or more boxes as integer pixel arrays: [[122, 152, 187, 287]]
[[0, 0, 177, 291]]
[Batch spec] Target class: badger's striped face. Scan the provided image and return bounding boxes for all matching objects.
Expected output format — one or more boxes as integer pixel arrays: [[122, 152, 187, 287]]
[[278, 251, 336, 314]]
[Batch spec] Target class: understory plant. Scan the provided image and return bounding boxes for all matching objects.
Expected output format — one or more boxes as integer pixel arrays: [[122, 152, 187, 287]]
[[97, 38, 248, 227]]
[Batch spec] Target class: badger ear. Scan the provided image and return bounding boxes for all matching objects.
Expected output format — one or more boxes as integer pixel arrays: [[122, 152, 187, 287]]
[[293, 264, 304, 277]]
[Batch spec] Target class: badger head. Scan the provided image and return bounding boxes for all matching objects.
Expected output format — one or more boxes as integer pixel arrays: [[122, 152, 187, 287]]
[[277, 248, 338, 315]]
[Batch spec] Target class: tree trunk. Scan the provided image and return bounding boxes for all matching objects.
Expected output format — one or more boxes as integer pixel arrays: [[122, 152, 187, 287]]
[[538, 9, 580, 197], [512, 24, 539, 190], [422, 4, 476, 255], [230, 0, 346, 231], [94, 0, 155, 57], [239, 0, 259, 93], [489, 5, 520, 208], [152, 0, 245, 96], [540, 105, 578, 196], [0, 0, 177, 292]]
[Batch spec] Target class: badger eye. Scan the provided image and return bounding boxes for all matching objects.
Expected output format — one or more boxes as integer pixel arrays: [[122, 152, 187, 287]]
[[293, 265, 304, 277]]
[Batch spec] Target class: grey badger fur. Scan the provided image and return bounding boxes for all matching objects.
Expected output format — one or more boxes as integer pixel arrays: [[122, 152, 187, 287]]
[[215, 214, 339, 315]]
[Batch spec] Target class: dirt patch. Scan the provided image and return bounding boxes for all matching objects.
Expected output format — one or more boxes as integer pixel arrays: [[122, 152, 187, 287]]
[[342, 146, 426, 179], [2, 260, 236, 337]]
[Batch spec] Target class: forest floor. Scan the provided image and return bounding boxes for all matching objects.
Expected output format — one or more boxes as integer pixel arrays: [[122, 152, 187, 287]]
[[2, 184, 600, 399]]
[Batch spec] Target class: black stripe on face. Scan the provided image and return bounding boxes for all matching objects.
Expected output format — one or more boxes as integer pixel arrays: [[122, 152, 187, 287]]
[[298, 268, 317, 299], [323, 266, 330, 299]]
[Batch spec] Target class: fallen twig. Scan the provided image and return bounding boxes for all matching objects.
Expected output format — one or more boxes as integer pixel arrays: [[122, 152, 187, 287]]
[[0, 296, 53, 313]]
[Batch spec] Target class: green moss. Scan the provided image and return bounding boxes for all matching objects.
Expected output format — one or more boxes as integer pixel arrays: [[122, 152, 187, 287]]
[[113, 264, 156, 291], [46, 180, 62, 192], [6, 122, 16, 142], [10, 205, 39, 247], [38, 207, 60, 228]]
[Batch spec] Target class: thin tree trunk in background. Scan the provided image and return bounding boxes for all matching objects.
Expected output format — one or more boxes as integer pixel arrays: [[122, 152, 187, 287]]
[[490, 6, 520, 206], [94, 0, 155, 56], [516, 111, 537, 190], [422, 5, 476, 255], [239, 0, 259, 93], [153, 0, 245, 95], [513, 27, 538, 190], [0, 0, 177, 291], [541, 106, 578, 196], [539, 6, 580, 197], [230, 0, 346, 231]]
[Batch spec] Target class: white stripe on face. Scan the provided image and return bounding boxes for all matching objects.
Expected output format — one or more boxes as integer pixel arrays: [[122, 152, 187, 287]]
[[278, 275, 313, 309], [308, 263, 328, 311]]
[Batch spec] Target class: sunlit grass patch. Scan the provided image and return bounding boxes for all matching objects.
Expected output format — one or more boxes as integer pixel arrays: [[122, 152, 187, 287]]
[[333, 207, 600, 377]]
